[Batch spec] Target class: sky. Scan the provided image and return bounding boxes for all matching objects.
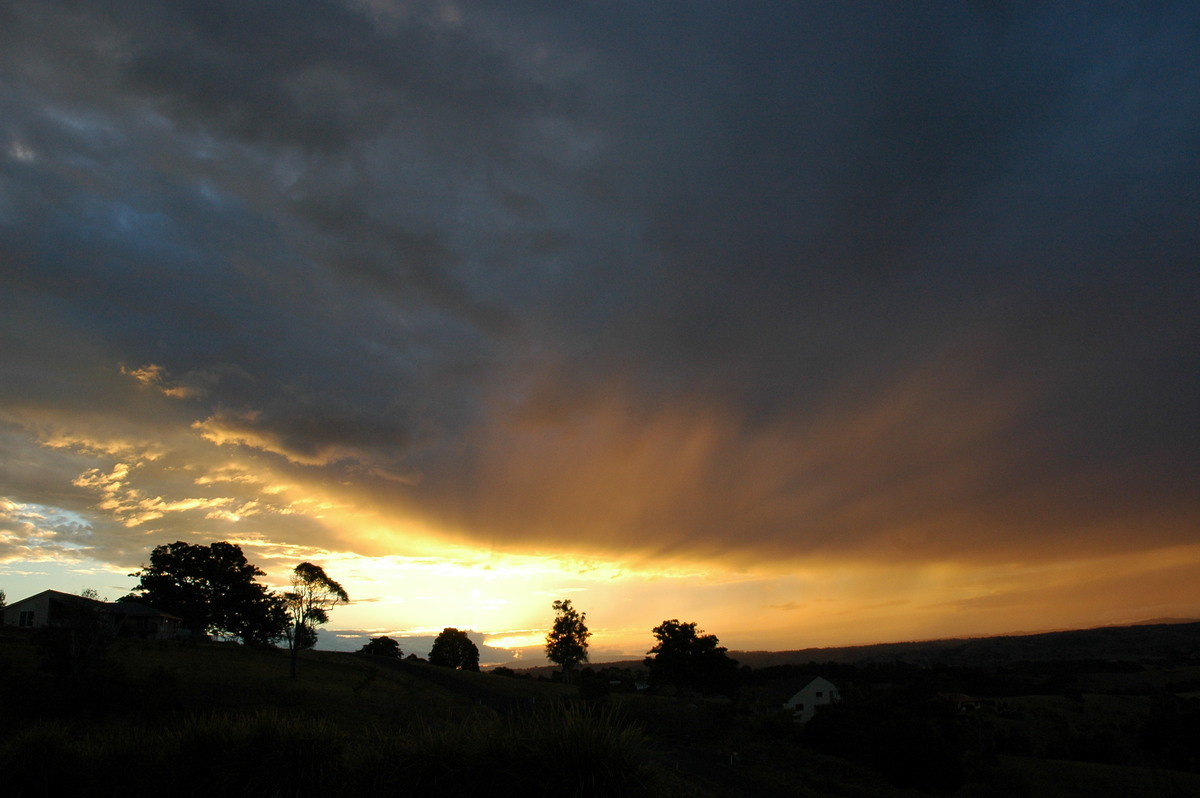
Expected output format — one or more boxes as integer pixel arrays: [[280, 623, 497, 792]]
[[1, 0, 1198, 667]]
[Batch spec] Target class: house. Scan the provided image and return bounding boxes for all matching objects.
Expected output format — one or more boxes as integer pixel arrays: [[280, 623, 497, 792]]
[[2, 590, 181, 640], [110, 599, 184, 640], [783, 676, 840, 723], [4, 589, 99, 629], [935, 692, 995, 713]]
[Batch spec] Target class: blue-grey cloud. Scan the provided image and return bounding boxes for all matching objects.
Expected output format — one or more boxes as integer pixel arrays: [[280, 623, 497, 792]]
[[1, 0, 1197, 569]]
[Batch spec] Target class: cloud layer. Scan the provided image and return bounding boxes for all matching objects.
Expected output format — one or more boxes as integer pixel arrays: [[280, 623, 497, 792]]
[[2, 1, 1198, 645]]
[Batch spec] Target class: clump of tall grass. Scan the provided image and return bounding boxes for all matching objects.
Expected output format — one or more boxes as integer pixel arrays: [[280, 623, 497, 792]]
[[0, 703, 657, 797], [347, 702, 654, 796], [0, 711, 350, 797], [155, 709, 350, 796], [0, 719, 173, 796], [352, 714, 505, 793], [0, 720, 97, 794], [515, 702, 653, 796]]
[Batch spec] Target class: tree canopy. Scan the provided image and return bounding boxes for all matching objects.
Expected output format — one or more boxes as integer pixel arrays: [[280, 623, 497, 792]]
[[129, 540, 286, 643], [644, 619, 739, 696], [358, 636, 403, 659], [284, 562, 348, 678], [429, 627, 480, 671], [545, 599, 590, 680]]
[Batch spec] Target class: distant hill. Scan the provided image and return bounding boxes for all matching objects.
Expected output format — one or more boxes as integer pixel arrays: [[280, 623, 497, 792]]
[[512, 620, 1200, 675], [732, 620, 1200, 669]]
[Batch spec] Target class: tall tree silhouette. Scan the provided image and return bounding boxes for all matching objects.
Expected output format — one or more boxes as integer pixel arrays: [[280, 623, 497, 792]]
[[545, 599, 590, 683], [129, 541, 284, 642], [284, 562, 348, 679]]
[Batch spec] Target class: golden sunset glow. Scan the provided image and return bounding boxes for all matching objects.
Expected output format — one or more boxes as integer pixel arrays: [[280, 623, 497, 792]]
[[4, 356, 1199, 664], [2, 1, 1197, 665]]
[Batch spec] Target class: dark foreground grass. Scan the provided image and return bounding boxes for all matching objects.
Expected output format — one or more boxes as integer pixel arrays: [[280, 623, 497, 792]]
[[7, 633, 1200, 797], [0, 704, 656, 797], [0, 634, 652, 796]]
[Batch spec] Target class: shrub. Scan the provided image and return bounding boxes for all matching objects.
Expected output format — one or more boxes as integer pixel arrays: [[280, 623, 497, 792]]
[[156, 710, 349, 794]]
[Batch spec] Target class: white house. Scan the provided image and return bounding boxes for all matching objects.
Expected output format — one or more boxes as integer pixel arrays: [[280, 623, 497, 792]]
[[783, 676, 840, 723]]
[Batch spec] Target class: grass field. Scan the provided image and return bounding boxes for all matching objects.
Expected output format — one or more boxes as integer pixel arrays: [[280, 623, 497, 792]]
[[3, 630, 1199, 797]]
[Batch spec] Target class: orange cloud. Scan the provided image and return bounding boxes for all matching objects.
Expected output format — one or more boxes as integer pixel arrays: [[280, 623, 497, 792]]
[[408, 359, 1027, 566], [389, 345, 1198, 579], [194, 410, 360, 467]]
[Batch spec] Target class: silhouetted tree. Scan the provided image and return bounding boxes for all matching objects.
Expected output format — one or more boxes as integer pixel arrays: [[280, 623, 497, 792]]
[[644, 619, 739, 696], [129, 541, 287, 642], [284, 562, 348, 679], [429, 627, 480, 671], [358, 636, 403, 659], [228, 590, 290, 647], [292, 622, 318, 651], [545, 599, 590, 683]]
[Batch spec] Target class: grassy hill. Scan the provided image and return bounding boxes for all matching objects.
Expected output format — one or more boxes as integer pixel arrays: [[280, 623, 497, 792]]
[[3, 626, 1200, 797], [730, 620, 1200, 670]]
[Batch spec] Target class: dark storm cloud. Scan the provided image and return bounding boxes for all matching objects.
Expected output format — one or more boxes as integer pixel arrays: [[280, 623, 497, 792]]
[[622, 3, 1200, 387], [1, 0, 1197, 565]]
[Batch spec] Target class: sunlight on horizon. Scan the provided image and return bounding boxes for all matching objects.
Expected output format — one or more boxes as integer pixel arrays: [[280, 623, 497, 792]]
[[5, 491, 1200, 664]]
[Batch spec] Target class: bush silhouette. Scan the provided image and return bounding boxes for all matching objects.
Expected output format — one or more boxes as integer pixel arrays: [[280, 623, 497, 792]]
[[357, 636, 402, 659]]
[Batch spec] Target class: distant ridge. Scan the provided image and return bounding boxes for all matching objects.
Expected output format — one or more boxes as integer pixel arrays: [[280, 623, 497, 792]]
[[507, 619, 1200, 675], [729, 619, 1200, 669], [1121, 617, 1200, 627]]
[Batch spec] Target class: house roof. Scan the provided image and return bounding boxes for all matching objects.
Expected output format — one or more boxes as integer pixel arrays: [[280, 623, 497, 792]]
[[111, 601, 182, 620], [784, 676, 840, 704], [6, 589, 181, 620], [7, 589, 106, 609]]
